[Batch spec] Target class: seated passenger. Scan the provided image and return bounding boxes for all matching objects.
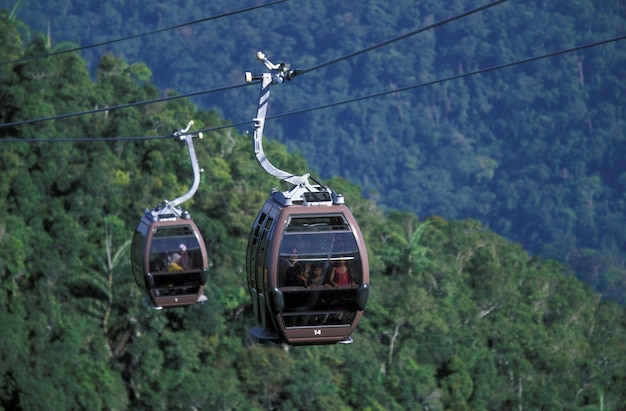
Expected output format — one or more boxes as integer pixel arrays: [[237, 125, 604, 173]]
[[279, 247, 299, 286], [284, 262, 312, 287], [178, 243, 189, 270], [309, 262, 330, 288], [329, 259, 356, 287], [168, 253, 183, 272], [151, 252, 169, 272]]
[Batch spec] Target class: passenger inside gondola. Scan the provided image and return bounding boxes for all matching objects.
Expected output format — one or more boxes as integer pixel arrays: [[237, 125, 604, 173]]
[[148, 237, 202, 273], [178, 243, 189, 270], [151, 252, 170, 272], [328, 258, 357, 287], [309, 262, 329, 287], [279, 245, 299, 286], [284, 262, 312, 287], [168, 253, 184, 272]]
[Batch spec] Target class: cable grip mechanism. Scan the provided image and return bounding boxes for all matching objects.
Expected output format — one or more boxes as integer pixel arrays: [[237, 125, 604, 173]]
[[245, 51, 301, 84]]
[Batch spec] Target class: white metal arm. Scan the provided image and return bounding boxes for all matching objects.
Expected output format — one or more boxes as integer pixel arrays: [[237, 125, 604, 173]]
[[168, 120, 204, 209], [245, 52, 342, 207], [146, 121, 204, 221]]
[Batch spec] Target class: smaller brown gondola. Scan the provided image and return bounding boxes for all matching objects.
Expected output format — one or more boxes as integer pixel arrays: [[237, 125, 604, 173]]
[[130, 122, 209, 309], [245, 52, 370, 345]]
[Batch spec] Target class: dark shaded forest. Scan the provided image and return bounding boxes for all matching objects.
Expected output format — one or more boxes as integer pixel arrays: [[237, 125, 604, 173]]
[[2, 4, 626, 410], [12, 0, 626, 303]]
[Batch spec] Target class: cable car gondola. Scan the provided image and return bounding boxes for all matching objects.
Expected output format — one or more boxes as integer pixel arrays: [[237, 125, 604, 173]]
[[130, 122, 209, 309], [245, 52, 370, 345]]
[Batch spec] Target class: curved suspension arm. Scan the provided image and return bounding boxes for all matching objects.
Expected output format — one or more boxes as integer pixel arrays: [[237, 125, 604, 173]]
[[246, 52, 305, 186], [168, 121, 203, 208], [245, 52, 343, 206]]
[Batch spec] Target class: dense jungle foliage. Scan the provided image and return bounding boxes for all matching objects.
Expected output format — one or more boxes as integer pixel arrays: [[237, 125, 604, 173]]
[[12, 0, 626, 304], [2, 6, 626, 411]]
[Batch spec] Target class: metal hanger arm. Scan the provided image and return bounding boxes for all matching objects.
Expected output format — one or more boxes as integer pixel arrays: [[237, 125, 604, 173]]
[[252, 73, 304, 185], [168, 121, 203, 208]]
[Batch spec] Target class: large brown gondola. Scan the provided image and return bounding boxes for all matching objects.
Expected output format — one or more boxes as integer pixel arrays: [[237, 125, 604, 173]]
[[245, 53, 370, 345], [130, 122, 209, 309]]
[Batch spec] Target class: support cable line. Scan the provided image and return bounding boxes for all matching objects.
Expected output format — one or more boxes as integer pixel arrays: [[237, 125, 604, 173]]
[[0, 0, 509, 129], [300, 0, 508, 75], [264, 33, 626, 121], [2, 33, 625, 145], [0, 82, 251, 128], [0, 0, 288, 67], [0, 122, 243, 144]]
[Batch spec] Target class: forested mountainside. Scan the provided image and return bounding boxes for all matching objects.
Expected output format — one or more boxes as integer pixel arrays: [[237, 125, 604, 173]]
[[12, 0, 626, 304], [2, 12, 626, 410]]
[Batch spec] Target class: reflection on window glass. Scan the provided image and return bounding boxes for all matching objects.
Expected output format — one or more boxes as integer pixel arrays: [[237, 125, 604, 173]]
[[281, 288, 359, 328], [278, 231, 363, 288], [285, 215, 350, 232], [152, 273, 201, 296], [149, 226, 201, 272]]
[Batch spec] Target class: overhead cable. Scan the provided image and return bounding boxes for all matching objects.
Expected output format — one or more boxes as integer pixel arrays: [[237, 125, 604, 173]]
[[301, 0, 509, 75], [0, 82, 251, 128], [0, 0, 288, 67], [267, 34, 626, 121], [0, 0, 509, 129], [4, 33, 624, 144]]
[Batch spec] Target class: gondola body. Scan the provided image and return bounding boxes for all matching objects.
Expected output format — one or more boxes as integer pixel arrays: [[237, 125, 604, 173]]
[[245, 54, 370, 345], [246, 196, 370, 345], [131, 211, 209, 308]]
